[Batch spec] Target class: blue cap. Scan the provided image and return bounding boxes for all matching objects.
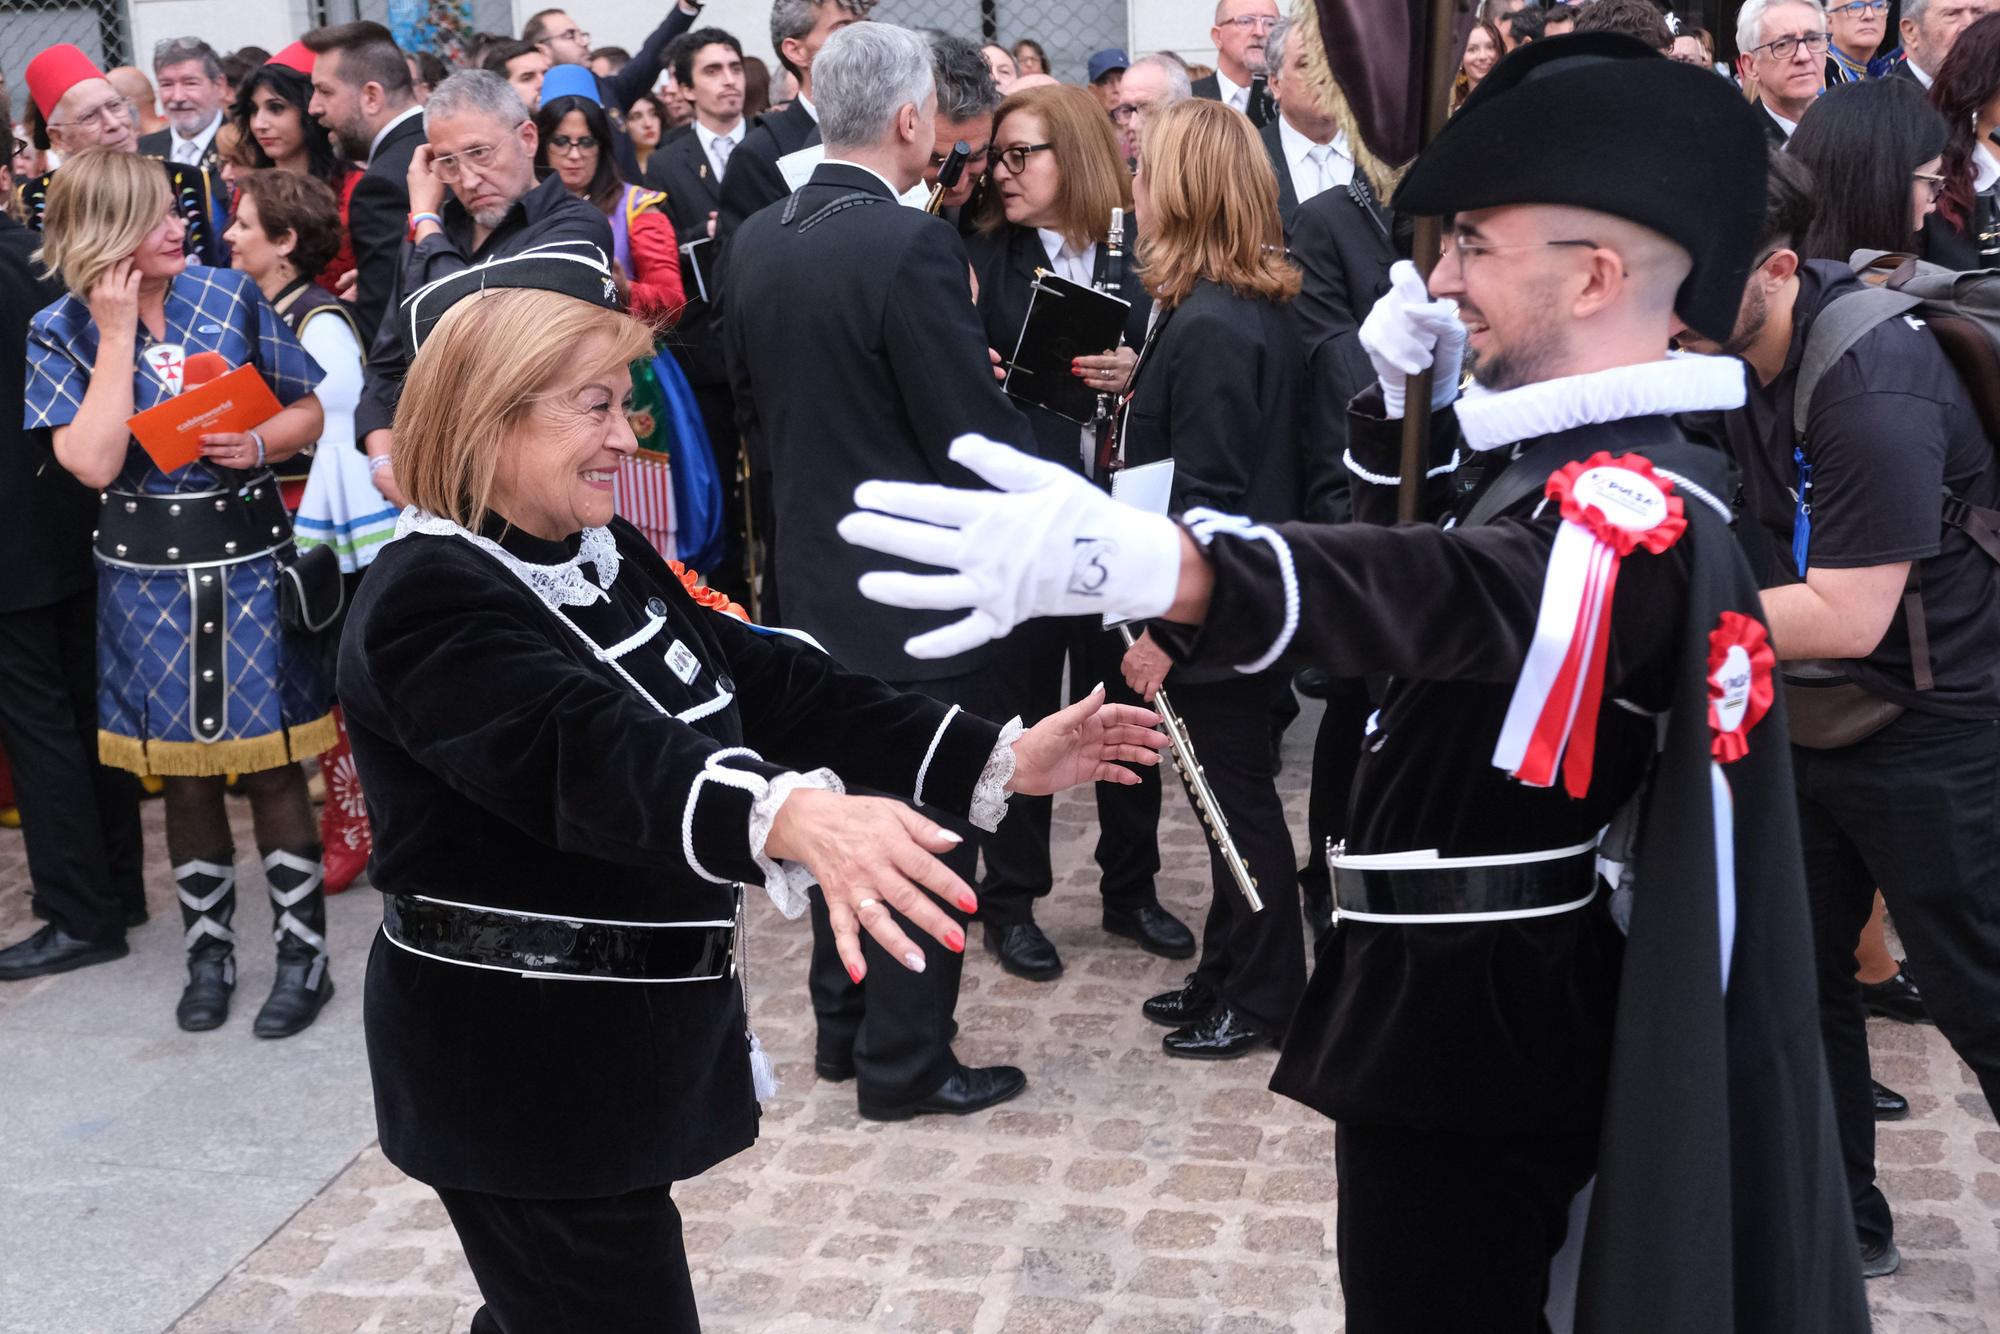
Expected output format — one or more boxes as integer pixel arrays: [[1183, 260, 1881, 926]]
[[539, 63, 600, 107], [1087, 49, 1129, 84]]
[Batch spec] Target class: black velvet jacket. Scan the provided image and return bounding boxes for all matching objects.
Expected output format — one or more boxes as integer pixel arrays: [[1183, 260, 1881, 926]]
[[339, 516, 1002, 1197]]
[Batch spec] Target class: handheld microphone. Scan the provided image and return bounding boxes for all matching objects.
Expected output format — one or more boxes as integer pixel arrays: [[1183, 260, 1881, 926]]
[[182, 351, 231, 390]]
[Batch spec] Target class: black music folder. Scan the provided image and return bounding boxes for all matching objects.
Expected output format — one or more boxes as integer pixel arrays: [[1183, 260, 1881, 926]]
[[1001, 271, 1133, 426], [680, 235, 719, 304]]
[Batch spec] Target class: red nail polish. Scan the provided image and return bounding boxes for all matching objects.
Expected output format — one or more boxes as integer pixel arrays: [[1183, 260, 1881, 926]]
[[958, 893, 978, 913], [847, 963, 863, 984], [945, 927, 966, 953]]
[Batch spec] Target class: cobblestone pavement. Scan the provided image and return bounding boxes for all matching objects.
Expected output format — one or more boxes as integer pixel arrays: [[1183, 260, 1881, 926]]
[[0, 700, 1993, 1333]]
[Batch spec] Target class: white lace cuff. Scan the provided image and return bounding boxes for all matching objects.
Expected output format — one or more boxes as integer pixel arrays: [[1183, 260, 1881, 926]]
[[746, 767, 845, 918], [970, 717, 1024, 833]]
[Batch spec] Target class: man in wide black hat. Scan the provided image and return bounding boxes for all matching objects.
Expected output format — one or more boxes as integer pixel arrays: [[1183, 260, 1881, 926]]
[[840, 33, 1869, 1334]]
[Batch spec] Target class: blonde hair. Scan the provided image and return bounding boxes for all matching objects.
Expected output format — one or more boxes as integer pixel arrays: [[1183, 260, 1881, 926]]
[[1136, 100, 1300, 309], [977, 84, 1132, 247], [35, 148, 173, 295], [392, 288, 655, 529]]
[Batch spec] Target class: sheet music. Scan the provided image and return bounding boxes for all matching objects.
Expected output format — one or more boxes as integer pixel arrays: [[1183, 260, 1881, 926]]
[[1104, 459, 1175, 628]]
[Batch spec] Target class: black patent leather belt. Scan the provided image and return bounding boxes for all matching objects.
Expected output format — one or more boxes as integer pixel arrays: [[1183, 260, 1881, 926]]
[[382, 894, 736, 982], [1330, 841, 1600, 923], [95, 476, 290, 568]]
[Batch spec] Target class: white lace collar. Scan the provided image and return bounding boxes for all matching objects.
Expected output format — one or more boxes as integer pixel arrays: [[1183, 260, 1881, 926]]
[[394, 508, 621, 609], [1453, 355, 1747, 454]]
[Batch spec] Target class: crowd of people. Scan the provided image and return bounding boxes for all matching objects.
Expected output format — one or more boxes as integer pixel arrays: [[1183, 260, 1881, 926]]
[[0, 0, 1998, 1329]]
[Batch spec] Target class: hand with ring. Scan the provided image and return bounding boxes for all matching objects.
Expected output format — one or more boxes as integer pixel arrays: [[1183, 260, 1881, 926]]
[[764, 790, 975, 985], [1072, 346, 1136, 394]]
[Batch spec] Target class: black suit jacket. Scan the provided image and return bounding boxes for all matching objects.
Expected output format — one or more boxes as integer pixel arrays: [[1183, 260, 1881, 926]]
[[1290, 183, 1402, 522], [347, 109, 427, 352], [138, 123, 224, 176], [0, 214, 97, 613], [1191, 71, 1275, 127], [1260, 118, 1301, 235], [716, 100, 820, 242], [963, 221, 1153, 471], [1120, 277, 1303, 523], [1886, 58, 1925, 86], [644, 122, 728, 384], [722, 162, 1033, 679], [1756, 101, 1792, 147]]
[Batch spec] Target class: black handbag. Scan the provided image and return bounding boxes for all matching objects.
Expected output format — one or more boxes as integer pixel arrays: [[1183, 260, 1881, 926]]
[[275, 543, 345, 634], [1781, 660, 1905, 750]]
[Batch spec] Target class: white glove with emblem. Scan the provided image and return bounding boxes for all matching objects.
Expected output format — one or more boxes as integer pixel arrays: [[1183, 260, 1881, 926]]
[[838, 435, 1185, 660], [1359, 259, 1468, 418]]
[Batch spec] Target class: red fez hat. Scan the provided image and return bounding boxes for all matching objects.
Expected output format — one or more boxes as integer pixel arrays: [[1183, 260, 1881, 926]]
[[268, 41, 315, 76], [25, 43, 107, 118]]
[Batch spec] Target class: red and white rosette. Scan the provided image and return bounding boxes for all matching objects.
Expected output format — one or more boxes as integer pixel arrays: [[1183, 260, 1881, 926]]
[[1492, 452, 1688, 798], [1706, 611, 1774, 763]]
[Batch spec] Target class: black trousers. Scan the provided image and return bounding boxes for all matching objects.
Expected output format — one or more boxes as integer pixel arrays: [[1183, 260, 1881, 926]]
[[1336, 1121, 1598, 1334], [979, 617, 1162, 926], [1793, 711, 2000, 1248], [436, 1182, 697, 1333], [807, 664, 1012, 1103], [0, 588, 144, 941], [1297, 676, 1373, 910], [1174, 672, 1304, 1032]]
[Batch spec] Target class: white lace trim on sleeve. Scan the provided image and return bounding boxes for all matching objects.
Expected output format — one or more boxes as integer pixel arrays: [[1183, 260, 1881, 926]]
[[745, 766, 846, 919], [969, 717, 1024, 833]]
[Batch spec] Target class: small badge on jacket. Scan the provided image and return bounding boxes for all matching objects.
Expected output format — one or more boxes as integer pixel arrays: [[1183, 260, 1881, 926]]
[[665, 640, 701, 684]]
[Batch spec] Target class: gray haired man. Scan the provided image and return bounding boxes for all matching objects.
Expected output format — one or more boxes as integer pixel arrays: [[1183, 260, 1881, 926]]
[[137, 37, 226, 170], [1895, 0, 1994, 85], [722, 22, 1038, 1124], [353, 69, 612, 501]]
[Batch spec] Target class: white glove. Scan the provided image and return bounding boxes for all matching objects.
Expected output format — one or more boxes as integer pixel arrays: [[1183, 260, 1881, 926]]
[[1358, 259, 1467, 418], [838, 435, 1185, 660]]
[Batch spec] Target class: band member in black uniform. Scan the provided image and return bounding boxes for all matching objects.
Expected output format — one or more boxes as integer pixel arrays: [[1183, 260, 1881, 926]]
[[1108, 98, 1306, 1058], [723, 23, 1052, 1120], [843, 35, 1869, 1333], [17, 45, 224, 265], [339, 242, 1163, 1332], [962, 82, 1193, 980]]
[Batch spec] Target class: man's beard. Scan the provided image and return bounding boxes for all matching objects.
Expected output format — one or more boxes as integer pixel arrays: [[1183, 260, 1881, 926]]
[[331, 121, 373, 161], [1466, 323, 1567, 392], [472, 202, 512, 228], [1719, 282, 1769, 359]]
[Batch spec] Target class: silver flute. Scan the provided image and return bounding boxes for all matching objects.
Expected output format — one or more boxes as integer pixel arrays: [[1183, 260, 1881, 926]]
[[1115, 625, 1264, 913]]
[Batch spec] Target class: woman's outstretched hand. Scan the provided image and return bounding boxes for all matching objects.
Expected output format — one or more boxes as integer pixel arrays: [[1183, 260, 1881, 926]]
[[1007, 683, 1166, 796], [764, 790, 974, 985]]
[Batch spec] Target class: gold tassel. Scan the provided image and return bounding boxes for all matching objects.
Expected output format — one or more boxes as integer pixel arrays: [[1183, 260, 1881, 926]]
[[1292, 1, 1409, 200], [99, 713, 341, 779]]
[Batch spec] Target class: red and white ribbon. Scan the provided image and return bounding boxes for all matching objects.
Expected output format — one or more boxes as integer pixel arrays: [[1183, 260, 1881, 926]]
[[1492, 452, 1687, 798]]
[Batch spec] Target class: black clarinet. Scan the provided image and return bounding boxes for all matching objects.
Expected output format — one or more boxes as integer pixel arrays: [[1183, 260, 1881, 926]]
[[1092, 207, 1127, 469]]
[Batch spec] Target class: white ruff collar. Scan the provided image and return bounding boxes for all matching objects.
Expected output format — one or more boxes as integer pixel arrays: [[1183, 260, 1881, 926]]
[[1453, 355, 1747, 454], [394, 508, 620, 609]]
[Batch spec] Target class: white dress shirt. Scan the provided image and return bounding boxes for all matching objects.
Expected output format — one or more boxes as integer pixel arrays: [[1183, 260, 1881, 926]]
[[170, 111, 222, 166], [820, 156, 901, 198], [1215, 68, 1251, 114], [1277, 117, 1353, 204], [697, 116, 745, 181], [1976, 142, 2000, 195], [1907, 57, 1935, 88], [1762, 103, 1799, 140]]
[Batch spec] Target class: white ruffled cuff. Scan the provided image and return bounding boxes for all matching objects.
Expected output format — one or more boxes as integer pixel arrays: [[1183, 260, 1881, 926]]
[[746, 767, 846, 918], [970, 717, 1024, 833]]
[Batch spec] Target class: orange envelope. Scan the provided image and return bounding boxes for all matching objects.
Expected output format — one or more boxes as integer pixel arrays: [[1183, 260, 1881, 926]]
[[125, 364, 283, 473]]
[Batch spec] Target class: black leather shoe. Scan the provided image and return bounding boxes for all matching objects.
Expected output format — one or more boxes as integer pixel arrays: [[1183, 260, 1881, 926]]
[[177, 952, 234, 1031], [984, 922, 1063, 980], [1860, 1239, 1902, 1279], [1163, 1003, 1273, 1060], [815, 1052, 856, 1082], [1871, 1079, 1910, 1121], [253, 959, 334, 1038], [1861, 963, 1931, 1025], [1300, 887, 1334, 945], [1102, 903, 1195, 959], [858, 1063, 1027, 1121], [0, 923, 128, 981], [1143, 973, 1216, 1027]]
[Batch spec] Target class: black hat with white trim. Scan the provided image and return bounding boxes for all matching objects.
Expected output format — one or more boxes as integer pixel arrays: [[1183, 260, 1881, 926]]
[[399, 240, 623, 359], [1392, 33, 1767, 344]]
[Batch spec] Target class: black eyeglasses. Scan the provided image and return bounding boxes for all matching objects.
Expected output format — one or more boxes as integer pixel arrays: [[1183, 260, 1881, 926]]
[[992, 142, 1054, 175], [1750, 30, 1830, 60], [9, 136, 26, 159], [549, 134, 599, 155]]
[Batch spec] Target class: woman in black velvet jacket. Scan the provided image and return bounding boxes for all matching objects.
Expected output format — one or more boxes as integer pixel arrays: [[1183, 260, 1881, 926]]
[[336, 246, 1162, 1333]]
